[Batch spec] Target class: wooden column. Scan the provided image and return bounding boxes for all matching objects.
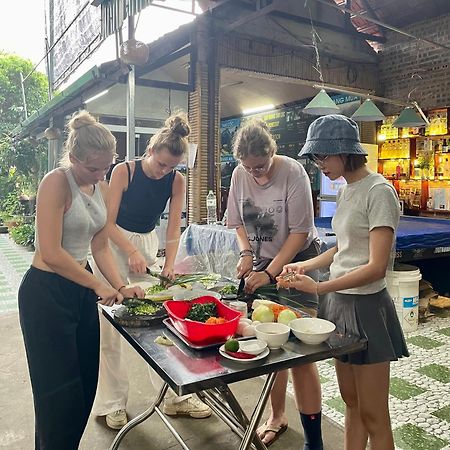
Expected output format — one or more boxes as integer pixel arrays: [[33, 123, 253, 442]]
[[187, 18, 221, 224]]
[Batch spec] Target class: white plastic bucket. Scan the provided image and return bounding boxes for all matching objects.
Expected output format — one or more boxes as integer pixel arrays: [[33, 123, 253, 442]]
[[386, 264, 421, 332]]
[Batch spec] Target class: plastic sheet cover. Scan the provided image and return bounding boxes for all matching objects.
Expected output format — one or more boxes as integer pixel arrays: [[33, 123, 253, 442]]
[[174, 224, 240, 279]]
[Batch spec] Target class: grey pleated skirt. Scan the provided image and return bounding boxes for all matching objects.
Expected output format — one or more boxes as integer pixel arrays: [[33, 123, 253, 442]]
[[318, 288, 409, 365]]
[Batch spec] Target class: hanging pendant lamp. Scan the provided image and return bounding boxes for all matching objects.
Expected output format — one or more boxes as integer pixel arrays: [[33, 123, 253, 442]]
[[392, 106, 427, 128], [351, 99, 385, 122], [303, 89, 340, 115]]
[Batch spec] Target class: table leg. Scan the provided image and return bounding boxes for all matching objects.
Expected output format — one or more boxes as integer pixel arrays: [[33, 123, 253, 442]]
[[239, 372, 277, 450], [109, 382, 169, 450], [199, 387, 267, 450]]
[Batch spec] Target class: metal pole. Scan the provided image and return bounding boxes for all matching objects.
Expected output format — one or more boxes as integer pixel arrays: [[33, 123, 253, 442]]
[[126, 14, 136, 161], [19, 72, 28, 120], [126, 66, 136, 161]]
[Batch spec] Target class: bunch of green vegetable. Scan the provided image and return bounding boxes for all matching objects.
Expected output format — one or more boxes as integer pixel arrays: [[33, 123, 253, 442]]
[[145, 284, 166, 296], [124, 299, 163, 316], [186, 302, 218, 322], [171, 273, 220, 288], [254, 284, 293, 304], [220, 284, 238, 295]]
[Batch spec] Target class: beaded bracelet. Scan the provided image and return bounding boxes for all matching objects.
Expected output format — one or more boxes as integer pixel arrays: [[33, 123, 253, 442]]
[[239, 249, 254, 258]]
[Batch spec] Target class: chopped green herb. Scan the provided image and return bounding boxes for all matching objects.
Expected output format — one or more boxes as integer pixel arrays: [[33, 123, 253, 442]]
[[185, 302, 218, 322]]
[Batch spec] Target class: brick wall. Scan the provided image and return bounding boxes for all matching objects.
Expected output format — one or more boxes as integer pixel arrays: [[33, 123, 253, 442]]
[[379, 13, 450, 115]]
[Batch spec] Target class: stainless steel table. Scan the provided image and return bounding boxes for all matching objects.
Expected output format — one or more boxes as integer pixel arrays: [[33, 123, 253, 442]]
[[101, 307, 366, 450]]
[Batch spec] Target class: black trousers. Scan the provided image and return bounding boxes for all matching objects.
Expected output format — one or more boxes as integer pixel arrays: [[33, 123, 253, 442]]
[[18, 266, 100, 450]]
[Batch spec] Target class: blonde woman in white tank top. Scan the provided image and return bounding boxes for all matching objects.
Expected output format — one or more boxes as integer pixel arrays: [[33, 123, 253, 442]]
[[18, 111, 144, 450]]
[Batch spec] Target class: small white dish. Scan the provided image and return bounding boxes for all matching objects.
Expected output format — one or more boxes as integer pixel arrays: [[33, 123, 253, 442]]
[[219, 345, 269, 363], [255, 322, 290, 350], [289, 318, 336, 345], [238, 339, 267, 355]]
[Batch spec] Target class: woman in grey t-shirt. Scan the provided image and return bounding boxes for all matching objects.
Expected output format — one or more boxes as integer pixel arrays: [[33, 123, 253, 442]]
[[280, 115, 408, 450], [227, 119, 323, 449]]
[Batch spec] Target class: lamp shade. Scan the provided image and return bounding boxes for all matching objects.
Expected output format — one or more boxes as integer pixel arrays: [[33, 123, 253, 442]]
[[303, 89, 340, 115], [351, 99, 385, 122], [392, 107, 427, 128]]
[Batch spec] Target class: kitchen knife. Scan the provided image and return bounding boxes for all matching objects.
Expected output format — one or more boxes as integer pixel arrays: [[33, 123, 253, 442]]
[[146, 267, 173, 286]]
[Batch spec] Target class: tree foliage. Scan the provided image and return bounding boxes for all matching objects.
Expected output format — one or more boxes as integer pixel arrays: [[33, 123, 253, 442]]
[[0, 53, 48, 133], [0, 53, 49, 221]]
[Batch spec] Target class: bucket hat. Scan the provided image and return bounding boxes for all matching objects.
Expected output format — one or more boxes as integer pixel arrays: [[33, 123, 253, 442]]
[[299, 114, 367, 157]]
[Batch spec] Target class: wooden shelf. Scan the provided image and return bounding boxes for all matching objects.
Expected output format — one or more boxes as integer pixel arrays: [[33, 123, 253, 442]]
[[379, 157, 410, 160]]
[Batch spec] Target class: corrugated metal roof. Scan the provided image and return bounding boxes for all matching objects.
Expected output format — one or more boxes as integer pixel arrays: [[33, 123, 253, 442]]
[[100, 0, 154, 38]]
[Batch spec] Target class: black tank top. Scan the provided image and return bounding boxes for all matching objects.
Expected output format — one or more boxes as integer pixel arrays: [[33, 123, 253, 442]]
[[116, 159, 176, 233]]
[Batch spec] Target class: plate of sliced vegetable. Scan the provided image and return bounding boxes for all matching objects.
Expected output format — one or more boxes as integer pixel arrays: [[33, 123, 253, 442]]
[[219, 344, 269, 363], [113, 299, 167, 327]]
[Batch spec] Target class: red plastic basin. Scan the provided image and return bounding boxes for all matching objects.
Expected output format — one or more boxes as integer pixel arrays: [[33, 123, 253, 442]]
[[164, 296, 241, 344]]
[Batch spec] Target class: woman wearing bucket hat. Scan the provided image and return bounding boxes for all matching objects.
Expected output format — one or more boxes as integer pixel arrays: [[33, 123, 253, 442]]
[[278, 114, 409, 450], [227, 119, 323, 449]]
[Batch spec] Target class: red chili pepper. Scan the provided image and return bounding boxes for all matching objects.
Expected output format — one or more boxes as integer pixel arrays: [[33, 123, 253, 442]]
[[225, 350, 257, 359]]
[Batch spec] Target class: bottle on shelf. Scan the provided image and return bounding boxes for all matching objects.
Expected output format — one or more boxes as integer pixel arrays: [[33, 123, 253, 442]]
[[443, 139, 448, 153], [437, 157, 445, 178], [206, 190, 217, 225], [444, 158, 450, 178]]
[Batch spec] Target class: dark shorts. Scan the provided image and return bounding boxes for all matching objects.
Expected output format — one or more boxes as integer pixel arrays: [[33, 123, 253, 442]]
[[319, 288, 409, 365]]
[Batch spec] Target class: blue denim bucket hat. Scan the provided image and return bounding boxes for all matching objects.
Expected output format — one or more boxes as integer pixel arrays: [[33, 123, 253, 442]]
[[298, 114, 367, 157]]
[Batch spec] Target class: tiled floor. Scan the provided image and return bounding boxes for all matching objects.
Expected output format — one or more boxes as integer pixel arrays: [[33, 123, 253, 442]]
[[310, 312, 450, 450], [1, 234, 449, 450]]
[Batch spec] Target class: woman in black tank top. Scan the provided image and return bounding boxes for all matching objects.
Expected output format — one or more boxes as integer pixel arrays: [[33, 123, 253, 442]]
[[93, 113, 212, 429]]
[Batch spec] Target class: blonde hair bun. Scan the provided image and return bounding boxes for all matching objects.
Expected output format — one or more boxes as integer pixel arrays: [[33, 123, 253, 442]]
[[59, 110, 116, 168], [165, 113, 191, 138], [68, 110, 97, 130]]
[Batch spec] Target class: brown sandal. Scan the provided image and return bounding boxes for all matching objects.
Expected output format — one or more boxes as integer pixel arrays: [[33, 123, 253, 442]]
[[257, 421, 288, 447]]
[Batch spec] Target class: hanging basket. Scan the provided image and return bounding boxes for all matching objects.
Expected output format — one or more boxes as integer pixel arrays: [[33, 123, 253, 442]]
[[120, 39, 149, 66]]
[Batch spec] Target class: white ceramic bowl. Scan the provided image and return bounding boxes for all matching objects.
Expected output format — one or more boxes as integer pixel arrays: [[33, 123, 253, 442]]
[[239, 339, 268, 355], [289, 318, 336, 345], [255, 322, 290, 350]]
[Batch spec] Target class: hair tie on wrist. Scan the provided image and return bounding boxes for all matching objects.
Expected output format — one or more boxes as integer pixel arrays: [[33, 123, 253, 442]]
[[264, 269, 276, 284], [118, 285, 126, 293]]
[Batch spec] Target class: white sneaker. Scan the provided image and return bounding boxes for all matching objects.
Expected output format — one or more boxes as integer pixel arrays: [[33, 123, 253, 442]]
[[162, 397, 212, 419], [106, 409, 128, 429]]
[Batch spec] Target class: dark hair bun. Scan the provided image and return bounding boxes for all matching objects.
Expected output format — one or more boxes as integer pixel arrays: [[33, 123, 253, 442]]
[[165, 114, 190, 138]]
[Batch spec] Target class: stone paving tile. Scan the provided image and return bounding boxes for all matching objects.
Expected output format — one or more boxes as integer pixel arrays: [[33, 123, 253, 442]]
[[433, 405, 450, 424], [437, 327, 450, 337], [0, 235, 33, 314], [407, 335, 445, 350], [325, 396, 345, 415], [390, 377, 427, 400], [417, 364, 450, 383], [394, 423, 448, 450]]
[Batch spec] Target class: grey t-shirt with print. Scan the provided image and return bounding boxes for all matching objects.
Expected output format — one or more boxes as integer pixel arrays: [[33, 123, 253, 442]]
[[227, 155, 318, 269], [330, 172, 400, 295]]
